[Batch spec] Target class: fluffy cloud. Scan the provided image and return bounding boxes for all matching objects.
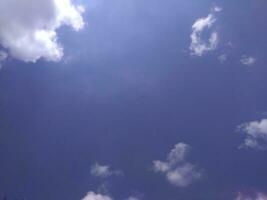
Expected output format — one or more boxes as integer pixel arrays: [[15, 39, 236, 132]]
[[238, 119, 267, 150], [153, 143, 202, 187], [82, 192, 113, 200], [189, 6, 222, 56], [91, 163, 123, 178], [240, 55, 256, 66], [235, 191, 267, 200], [0, 0, 84, 63]]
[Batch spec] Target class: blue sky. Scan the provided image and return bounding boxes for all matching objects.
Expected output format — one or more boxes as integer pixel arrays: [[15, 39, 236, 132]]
[[1, 0, 267, 200]]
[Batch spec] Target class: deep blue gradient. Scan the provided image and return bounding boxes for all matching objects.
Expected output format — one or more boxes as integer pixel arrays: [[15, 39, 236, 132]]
[[1, 0, 267, 199]]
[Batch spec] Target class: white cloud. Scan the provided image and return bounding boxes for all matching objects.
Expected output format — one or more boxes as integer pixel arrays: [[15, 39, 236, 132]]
[[240, 55, 256, 66], [81, 192, 141, 200], [82, 192, 113, 200], [218, 54, 227, 63], [0, 0, 85, 63], [235, 191, 267, 200], [238, 119, 267, 150], [153, 143, 202, 187], [212, 6, 223, 12], [91, 163, 123, 178], [189, 6, 221, 56]]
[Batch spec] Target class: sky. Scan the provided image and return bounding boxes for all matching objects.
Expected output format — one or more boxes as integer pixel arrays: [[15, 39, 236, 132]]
[[1, 0, 267, 200]]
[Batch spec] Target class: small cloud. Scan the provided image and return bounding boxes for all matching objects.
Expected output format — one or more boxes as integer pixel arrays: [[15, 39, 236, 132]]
[[90, 162, 123, 178], [226, 41, 234, 48], [0, 50, 7, 69], [189, 5, 222, 57], [0, 50, 7, 61], [81, 192, 141, 200], [238, 119, 267, 150], [81, 192, 112, 200], [125, 197, 140, 200], [153, 143, 202, 187], [212, 6, 223, 13], [218, 54, 227, 63], [235, 191, 267, 200], [240, 55, 256, 66]]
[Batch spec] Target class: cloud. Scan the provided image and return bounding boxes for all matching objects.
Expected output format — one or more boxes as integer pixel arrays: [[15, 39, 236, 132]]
[[0, 0, 85, 63], [82, 192, 113, 200], [125, 197, 140, 200], [0, 50, 7, 69], [218, 54, 227, 63], [235, 191, 267, 200], [189, 6, 221, 56], [0, 50, 7, 61], [153, 143, 202, 187], [91, 163, 123, 178], [240, 55, 256, 66], [81, 192, 141, 200], [238, 119, 267, 150], [212, 6, 223, 13]]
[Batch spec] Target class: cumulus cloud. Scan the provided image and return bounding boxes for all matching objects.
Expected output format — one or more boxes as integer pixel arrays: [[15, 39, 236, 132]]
[[0, 0, 85, 63], [235, 191, 267, 200], [153, 143, 202, 187], [189, 6, 222, 56], [91, 163, 123, 178], [240, 55, 256, 66], [238, 119, 267, 150], [82, 192, 113, 200]]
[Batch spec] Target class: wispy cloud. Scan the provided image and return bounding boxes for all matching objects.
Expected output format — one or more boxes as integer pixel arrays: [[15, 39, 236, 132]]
[[125, 196, 140, 200], [235, 191, 267, 200], [0, 50, 7, 69], [238, 119, 267, 150], [153, 143, 202, 187], [0, 50, 7, 61], [240, 55, 256, 66], [91, 163, 123, 178], [218, 54, 227, 63], [0, 0, 85, 63], [212, 6, 223, 13], [189, 6, 222, 56]]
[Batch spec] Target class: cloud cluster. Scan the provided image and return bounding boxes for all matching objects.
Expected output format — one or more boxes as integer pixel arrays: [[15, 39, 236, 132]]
[[239, 119, 267, 150], [240, 55, 256, 66], [235, 191, 267, 200], [153, 143, 202, 187], [0, 0, 84, 63], [189, 7, 221, 56], [91, 163, 123, 178]]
